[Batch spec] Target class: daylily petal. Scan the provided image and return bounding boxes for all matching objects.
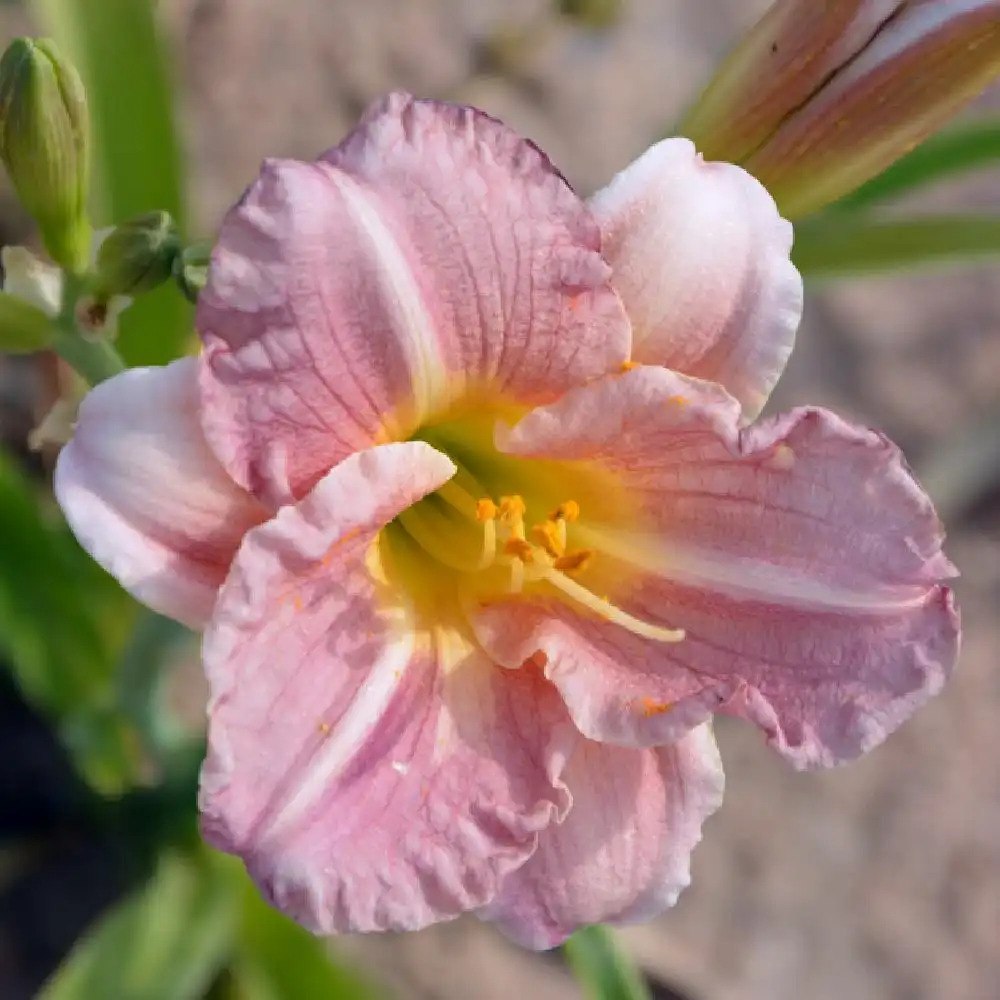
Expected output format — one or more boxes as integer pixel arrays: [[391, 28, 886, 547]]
[[478, 367, 959, 768], [481, 723, 723, 950], [53, 358, 267, 629], [589, 139, 802, 418], [200, 441, 575, 934], [198, 91, 630, 505]]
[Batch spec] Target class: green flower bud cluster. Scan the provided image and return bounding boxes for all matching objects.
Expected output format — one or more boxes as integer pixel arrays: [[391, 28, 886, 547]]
[[93, 210, 180, 302]]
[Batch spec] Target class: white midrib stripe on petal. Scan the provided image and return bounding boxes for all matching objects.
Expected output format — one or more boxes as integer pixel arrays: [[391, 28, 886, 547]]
[[257, 623, 417, 847], [577, 526, 933, 613], [327, 168, 450, 420]]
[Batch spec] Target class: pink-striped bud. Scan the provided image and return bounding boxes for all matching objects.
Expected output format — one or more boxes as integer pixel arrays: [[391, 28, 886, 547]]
[[682, 1, 1000, 217]]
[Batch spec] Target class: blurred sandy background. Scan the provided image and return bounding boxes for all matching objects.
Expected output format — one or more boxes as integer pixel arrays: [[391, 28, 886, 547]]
[[2, 1, 999, 998]]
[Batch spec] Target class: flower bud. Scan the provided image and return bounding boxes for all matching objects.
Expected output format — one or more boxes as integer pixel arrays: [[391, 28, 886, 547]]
[[682, 1, 1000, 217], [172, 240, 212, 303], [0, 38, 91, 270], [93, 211, 180, 300]]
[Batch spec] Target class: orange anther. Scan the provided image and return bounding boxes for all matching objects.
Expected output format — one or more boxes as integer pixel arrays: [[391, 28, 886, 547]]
[[553, 549, 594, 573], [499, 495, 527, 523], [550, 500, 580, 522], [503, 537, 535, 562], [620, 360, 640, 372], [531, 521, 564, 557], [476, 498, 498, 522]]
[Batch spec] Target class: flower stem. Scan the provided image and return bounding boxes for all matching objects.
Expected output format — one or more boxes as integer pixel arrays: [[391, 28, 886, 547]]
[[52, 270, 126, 385], [563, 925, 652, 1000], [51, 317, 126, 384]]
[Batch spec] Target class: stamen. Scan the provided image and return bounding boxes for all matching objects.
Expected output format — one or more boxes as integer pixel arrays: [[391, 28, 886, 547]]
[[436, 478, 484, 519], [555, 517, 568, 553], [500, 495, 526, 521], [509, 558, 525, 594], [539, 568, 685, 644], [531, 520, 565, 558], [553, 549, 594, 574], [396, 502, 483, 573], [503, 537, 535, 563], [550, 500, 580, 523], [477, 516, 497, 570], [475, 498, 498, 522]]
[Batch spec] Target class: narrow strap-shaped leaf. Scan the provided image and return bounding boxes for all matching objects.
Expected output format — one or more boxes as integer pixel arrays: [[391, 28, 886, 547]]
[[0, 447, 138, 791], [33, 0, 193, 365], [563, 925, 652, 1000], [40, 850, 242, 1000], [793, 215, 1000, 277], [831, 118, 1000, 213], [232, 877, 384, 999]]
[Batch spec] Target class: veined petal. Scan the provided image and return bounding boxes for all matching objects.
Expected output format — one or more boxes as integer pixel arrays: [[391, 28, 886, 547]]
[[589, 139, 802, 418], [745, 0, 1000, 218], [200, 441, 575, 934], [481, 723, 723, 950], [53, 359, 266, 629], [479, 368, 959, 768], [199, 92, 630, 506]]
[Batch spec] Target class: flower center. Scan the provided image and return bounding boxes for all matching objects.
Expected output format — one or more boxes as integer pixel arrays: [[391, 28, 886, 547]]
[[384, 415, 683, 647]]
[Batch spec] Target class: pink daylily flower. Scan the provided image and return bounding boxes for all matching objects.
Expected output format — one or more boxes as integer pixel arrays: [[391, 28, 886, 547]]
[[54, 94, 959, 948]]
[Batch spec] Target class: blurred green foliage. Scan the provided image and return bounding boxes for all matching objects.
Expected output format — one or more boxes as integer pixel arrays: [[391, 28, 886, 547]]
[[34, 0, 192, 365], [0, 449, 138, 792], [831, 118, 1000, 214], [793, 216, 1000, 277], [40, 851, 243, 1000], [564, 925, 652, 1000]]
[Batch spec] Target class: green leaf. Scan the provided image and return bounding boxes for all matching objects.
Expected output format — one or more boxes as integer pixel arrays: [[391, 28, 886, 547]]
[[33, 0, 193, 365], [40, 850, 242, 1000], [116, 609, 196, 762], [233, 878, 383, 1000], [563, 925, 652, 1000], [792, 215, 1000, 278], [0, 448, 138, 790], [830, 118, 1000, 214], [0, 288, 53, 352]]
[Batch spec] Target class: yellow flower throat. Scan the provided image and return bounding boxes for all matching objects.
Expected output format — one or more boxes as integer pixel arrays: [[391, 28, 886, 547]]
[[383, 416, 684, 647]]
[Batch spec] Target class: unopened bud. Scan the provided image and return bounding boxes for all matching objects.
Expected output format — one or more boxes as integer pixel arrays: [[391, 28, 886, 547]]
[[93, 211, 180, 300], [0, 38, 91, 270], [682, 0, 1000, 218], [172, 241, 211, 303]]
